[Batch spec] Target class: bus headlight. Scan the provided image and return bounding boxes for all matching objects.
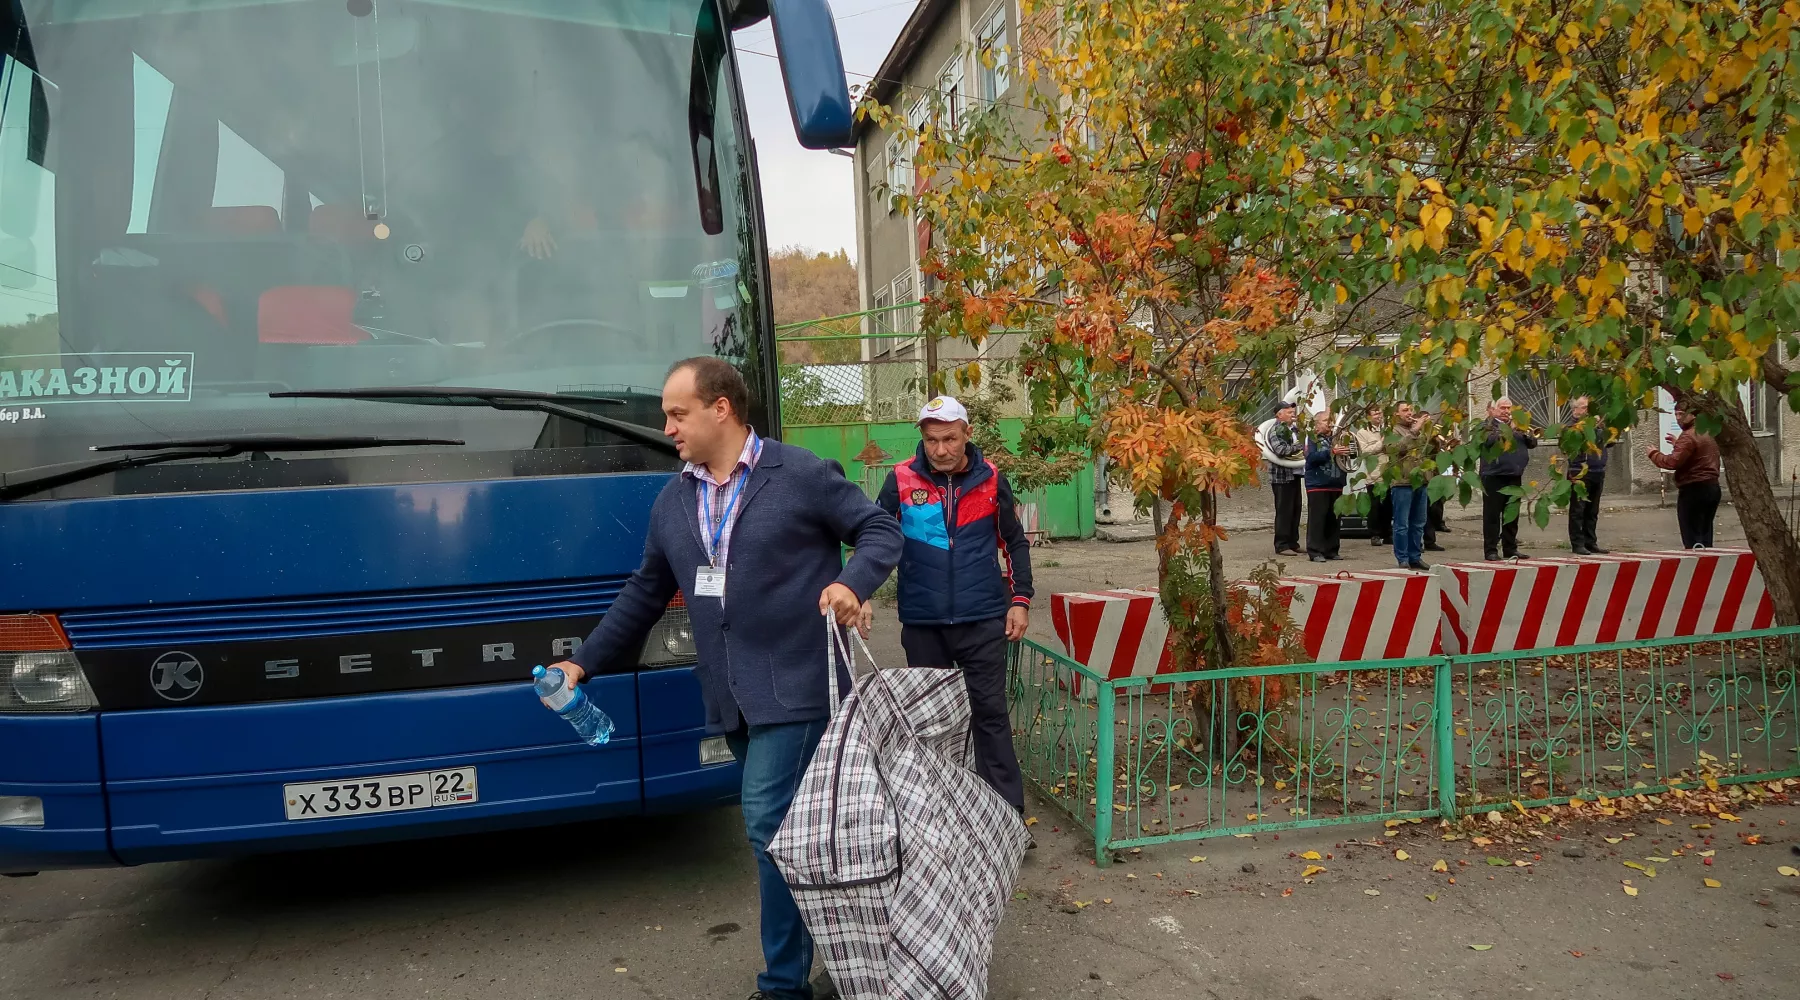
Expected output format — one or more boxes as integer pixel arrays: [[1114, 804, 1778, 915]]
[[0, 615, 96, 713], [639, 603, 698, 668], [4, 652, 97, 711], [0, 796, 44, 827]]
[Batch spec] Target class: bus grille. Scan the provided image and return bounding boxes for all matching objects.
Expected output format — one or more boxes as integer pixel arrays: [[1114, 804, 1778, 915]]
[[58, 577, 629, 649]]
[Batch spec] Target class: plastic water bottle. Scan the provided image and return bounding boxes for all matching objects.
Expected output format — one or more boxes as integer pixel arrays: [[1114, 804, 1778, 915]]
[[531, 665, 614, 746]]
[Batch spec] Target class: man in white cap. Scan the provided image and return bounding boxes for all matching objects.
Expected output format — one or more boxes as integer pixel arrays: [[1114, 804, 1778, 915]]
[[872, 396, 1035, 825]]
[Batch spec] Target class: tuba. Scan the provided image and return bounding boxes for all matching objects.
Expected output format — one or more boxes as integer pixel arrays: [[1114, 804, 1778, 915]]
[[1257, 417, 1306, 470], [1332, 412, 1362, 473], [1256, 386, 1309, 470]]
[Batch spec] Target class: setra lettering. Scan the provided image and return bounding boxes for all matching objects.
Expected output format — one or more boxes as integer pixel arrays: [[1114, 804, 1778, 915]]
[[481, 643, 514, 663], [412, 648, 443, 667], [339, 653, 373, 674], [551, 637, 580, 658], [264, 658, 300, 679]]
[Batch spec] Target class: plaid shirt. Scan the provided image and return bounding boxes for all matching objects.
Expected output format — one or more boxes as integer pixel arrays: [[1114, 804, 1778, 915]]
[[685, 428, 764, 573]]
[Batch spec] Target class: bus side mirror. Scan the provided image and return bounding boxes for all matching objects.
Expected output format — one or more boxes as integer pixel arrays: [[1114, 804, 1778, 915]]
[[763, 0, 852, 149]]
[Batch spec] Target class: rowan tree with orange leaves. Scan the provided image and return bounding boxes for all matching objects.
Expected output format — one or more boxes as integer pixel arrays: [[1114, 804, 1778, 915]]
[[867, 0, 1323, 752]]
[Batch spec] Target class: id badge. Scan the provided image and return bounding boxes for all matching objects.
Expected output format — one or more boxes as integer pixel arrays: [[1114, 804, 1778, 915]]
[[694, 566, 727, 598]]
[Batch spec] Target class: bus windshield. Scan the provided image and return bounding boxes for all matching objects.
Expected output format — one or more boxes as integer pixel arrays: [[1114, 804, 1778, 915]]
[[0, 0, 764, 499]]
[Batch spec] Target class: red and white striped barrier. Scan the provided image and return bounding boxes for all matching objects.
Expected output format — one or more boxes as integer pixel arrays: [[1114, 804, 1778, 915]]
[[1048, 571, 1442, 689], [1048, 589, 1173, 693], [1280, 571, 1445, 662], [1434, 547, 1773, 655]]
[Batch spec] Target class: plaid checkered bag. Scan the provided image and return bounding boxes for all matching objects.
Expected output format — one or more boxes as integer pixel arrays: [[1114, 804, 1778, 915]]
[[767, 616, 1029, 1000]]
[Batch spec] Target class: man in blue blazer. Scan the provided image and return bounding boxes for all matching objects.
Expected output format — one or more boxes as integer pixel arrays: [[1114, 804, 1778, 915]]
[[548, 357, 902, 1000]]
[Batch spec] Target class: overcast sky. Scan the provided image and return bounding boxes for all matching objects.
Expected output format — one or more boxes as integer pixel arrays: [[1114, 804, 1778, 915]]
[[732, 1, 916, 260]]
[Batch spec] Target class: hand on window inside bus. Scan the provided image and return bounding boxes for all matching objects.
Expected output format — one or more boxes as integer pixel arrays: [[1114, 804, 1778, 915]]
[[548, 660, 584, 688], [520, 217, 557, 259]]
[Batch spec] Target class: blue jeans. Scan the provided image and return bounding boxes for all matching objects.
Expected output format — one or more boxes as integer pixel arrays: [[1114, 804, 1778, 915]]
[[1391, 485, 1429, 565], [727, 718, 829, 1000]]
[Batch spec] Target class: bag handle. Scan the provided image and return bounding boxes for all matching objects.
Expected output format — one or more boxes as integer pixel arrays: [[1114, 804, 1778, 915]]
[[823, 611, 881, 714]]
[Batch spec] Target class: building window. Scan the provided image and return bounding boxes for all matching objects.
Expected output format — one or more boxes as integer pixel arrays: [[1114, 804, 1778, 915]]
[[976, 6, 1009, 105], [891, 272, 917, 355], [884, 130, 909, 212], [938, 55, 965, 131], [1743, 381, 1779, 434], [871, 285, 893, 345]]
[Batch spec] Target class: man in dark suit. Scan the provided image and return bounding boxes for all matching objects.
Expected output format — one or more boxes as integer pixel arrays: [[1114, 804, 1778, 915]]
[[547, 357, 901, 1000]]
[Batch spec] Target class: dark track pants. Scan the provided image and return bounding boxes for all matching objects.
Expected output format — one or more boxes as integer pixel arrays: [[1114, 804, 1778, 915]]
[[901, 618, 1024, 811]]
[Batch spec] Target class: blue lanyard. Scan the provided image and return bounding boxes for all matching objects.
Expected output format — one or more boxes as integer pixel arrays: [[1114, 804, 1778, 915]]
[[699, 435, 760, 566]]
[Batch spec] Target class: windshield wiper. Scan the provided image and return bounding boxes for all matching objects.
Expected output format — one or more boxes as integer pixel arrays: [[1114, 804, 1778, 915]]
[[270, 386, 678, 456], [0, 435, 465, 503]]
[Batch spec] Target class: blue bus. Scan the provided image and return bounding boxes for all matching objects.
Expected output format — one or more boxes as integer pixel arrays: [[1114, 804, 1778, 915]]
[[0, 0, 851, 874]]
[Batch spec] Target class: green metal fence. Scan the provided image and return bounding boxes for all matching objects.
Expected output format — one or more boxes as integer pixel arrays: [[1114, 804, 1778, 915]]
[[1009, 628, 1800, 862]]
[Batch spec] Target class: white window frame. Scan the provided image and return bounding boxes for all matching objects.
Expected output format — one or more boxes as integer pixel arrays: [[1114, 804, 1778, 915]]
[[938, 54, 966, 132], [975, 5, 1010, 106], [884, 130, 909, 213], [890, 272, 918, 355], [870, 285, 894, 354]]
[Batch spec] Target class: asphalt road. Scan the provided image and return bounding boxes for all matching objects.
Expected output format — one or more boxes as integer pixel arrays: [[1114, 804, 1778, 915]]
[[5, 795, 1799, 1000], [5, 505, 1793, 1000]]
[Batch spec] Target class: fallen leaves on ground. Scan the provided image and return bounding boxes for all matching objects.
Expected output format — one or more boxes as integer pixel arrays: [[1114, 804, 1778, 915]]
[[1779, 866, 1800, 877], [1622, 881, 1640, 897], [1469, 944, 1493, 951], [1395, 849, 1410, 861], [1188, 855, 1206, 863], [1301, 865, 1327, 878], [1364, 889, 1381, 896], [1705, 878, 1722, 888], [1301, 850, 1322, 860], [1570, 951, 1585, 958], [1432, 859, 1450, 873], [1486, 857, 1510, 866]]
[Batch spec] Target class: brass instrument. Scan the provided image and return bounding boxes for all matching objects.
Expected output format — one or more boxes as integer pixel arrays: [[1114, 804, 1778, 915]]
[[1332, 412, 1361, 473]]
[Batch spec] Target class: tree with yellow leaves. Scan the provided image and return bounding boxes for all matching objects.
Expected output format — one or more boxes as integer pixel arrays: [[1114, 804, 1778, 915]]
[[867, 0, 1318, 754], [1264, 0, 1800, 621]]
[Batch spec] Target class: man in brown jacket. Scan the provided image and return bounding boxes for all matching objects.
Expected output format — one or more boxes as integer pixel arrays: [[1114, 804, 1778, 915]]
[[1646, 404, 1722, 548]]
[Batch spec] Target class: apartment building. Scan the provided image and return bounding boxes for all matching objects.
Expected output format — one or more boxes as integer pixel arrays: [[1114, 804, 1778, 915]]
[[848, 0, 1050, 419]]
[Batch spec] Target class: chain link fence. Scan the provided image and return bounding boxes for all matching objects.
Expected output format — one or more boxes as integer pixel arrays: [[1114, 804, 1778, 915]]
[[777, 302, 1034, 426]]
